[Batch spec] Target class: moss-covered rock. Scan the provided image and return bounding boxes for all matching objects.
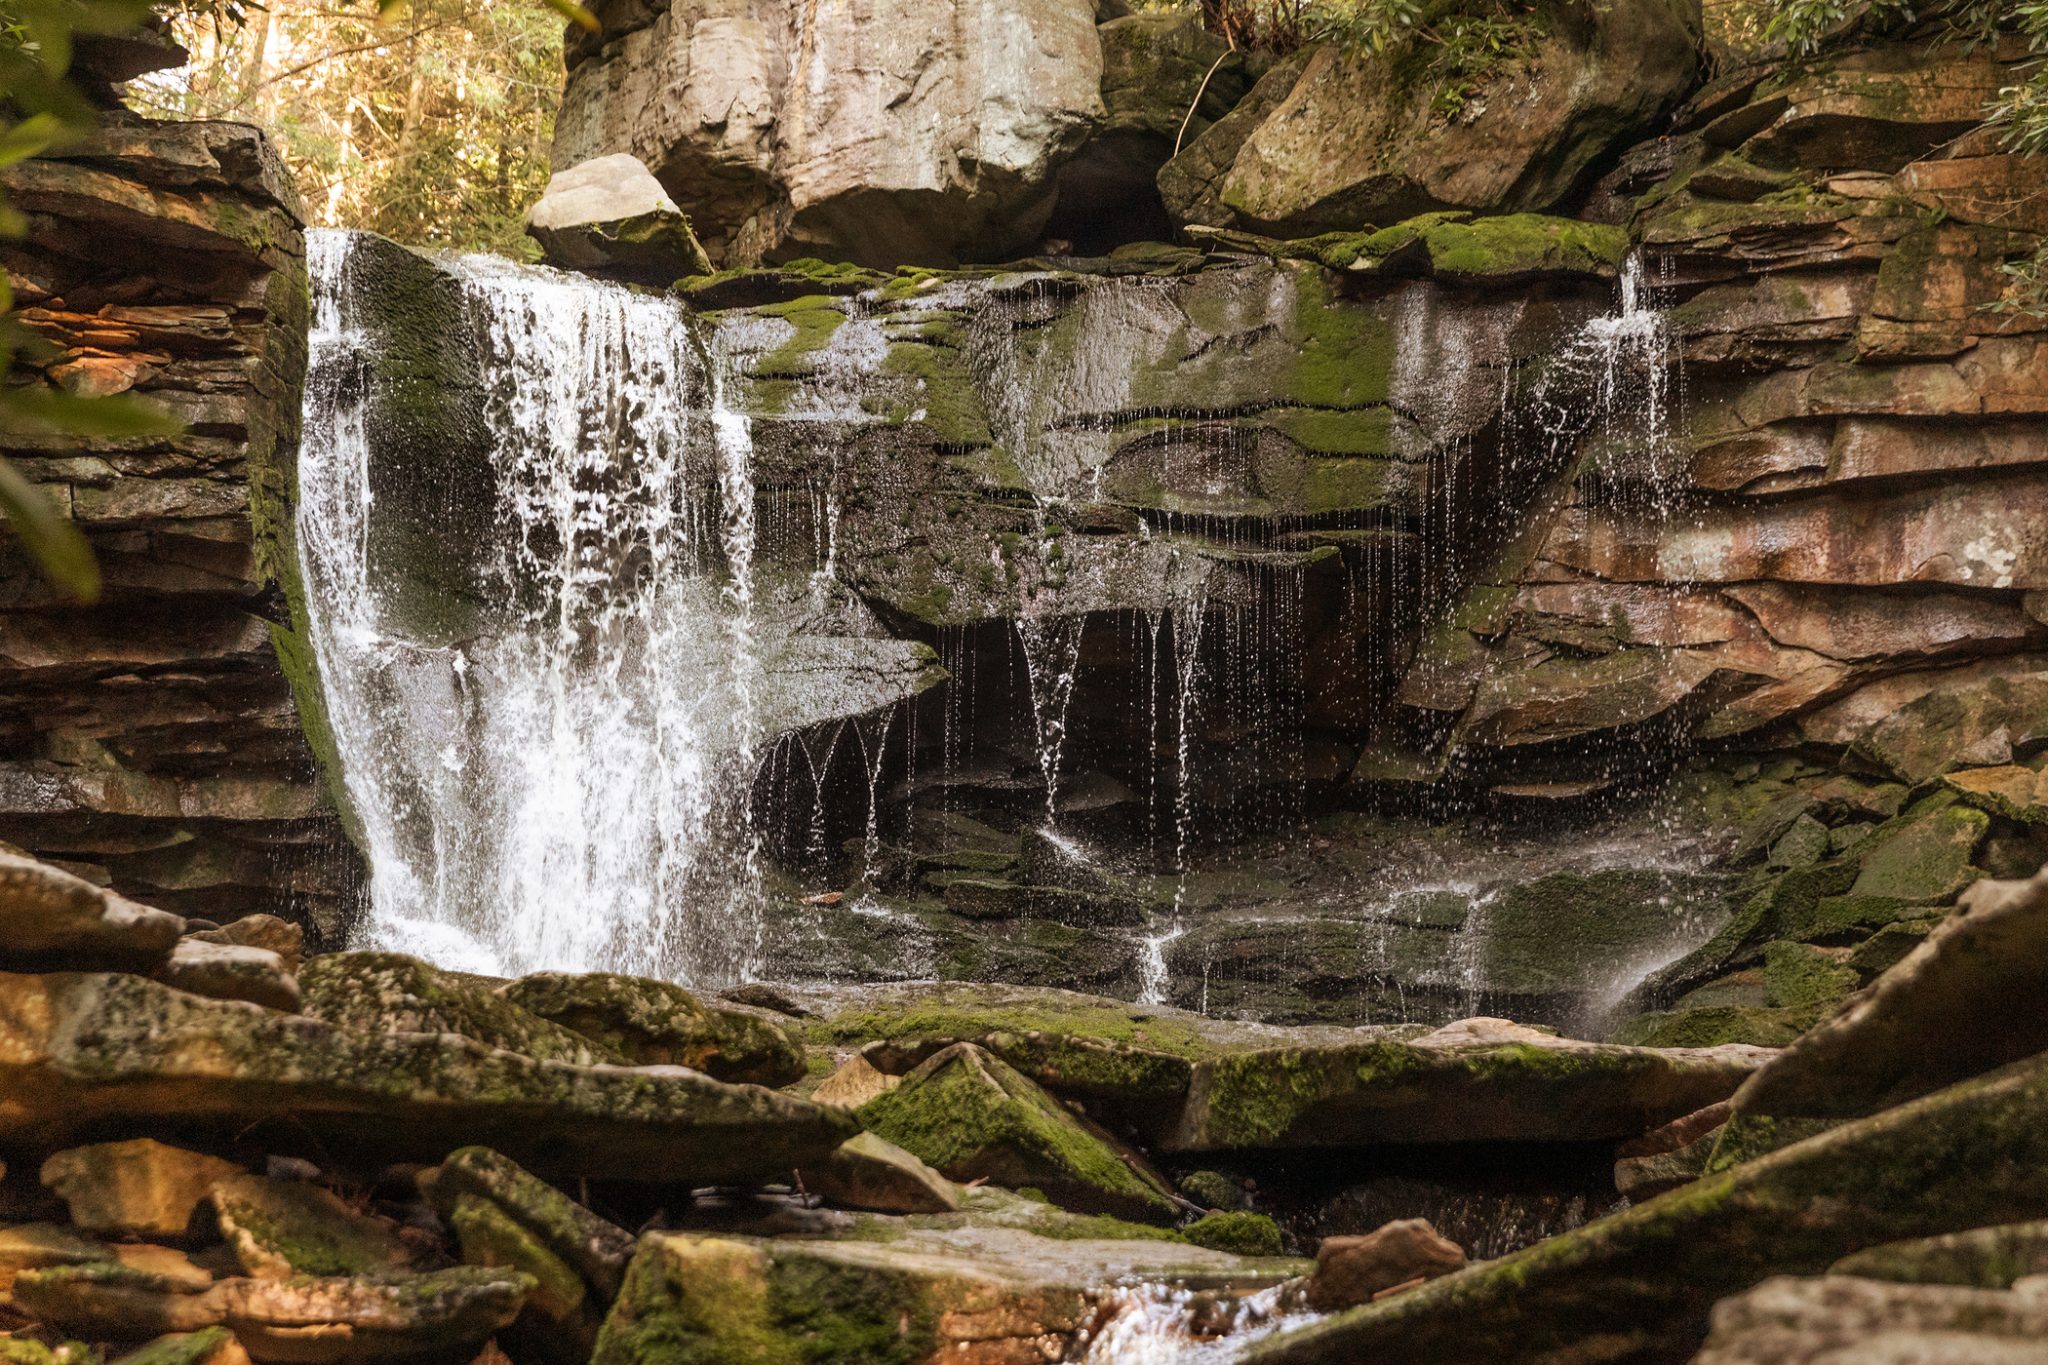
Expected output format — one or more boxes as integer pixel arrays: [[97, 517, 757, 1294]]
[[1760, 941, 1861, 1010], [1609, 1004, 1826, 1050], [210, 1173, 420, 1278], [1850, 672, 2048, 785], [856, 1043, 1178, 1222], [1831, 1220, 2048, 1288], [1244, 1048, 2048, 1364], [497, 972, 805, 1087], [1183, 1211, 1285, 1257], [300, 952, 621, 1067], [1311, 212, 1630, 280], [422, 1147, 635, 1304]]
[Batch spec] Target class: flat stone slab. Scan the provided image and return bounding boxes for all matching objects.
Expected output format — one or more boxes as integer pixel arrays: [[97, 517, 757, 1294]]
[[0, 971, 854, 1183], [793, 982, 1771, 1150]]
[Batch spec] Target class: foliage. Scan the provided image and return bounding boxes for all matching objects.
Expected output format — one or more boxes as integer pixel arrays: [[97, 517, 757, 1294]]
[[0, 0, 187, 602], [135, 0, 571, 256], [1194, 0, 1544, 114]]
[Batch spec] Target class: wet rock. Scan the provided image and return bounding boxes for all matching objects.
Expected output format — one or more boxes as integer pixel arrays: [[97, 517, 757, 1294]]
[[593, 1223, 1301, 1365], [1241, 1048, 2048, 1364], [154, 941, 300, 1014], [856, 1042, 1178, 1222], [1304, 1220, 1465, 1312], [796, 1131, 960, 1215], [186, 918, 303, 975], [0, 850, 183, 970], [496, 971, 804, 1086], [422, 1148, 635, 1303], [1160, 0, 1698, 236], [524, 153, 711, 282], [553, 0, 1103, 266], [300, 953, 619, 1066], [440, 1195, 593, 1365], [1613, 1101, 1731, 1200], [809, 1054, 900, 1110], [941, 877, 1143, 926], [0, 971, 856, 1184], [40, 1141, 244, 1240], [1832, 1221, 2048, 1288], [216, 1267, 532, 1363], [1692, 1273, 2048, 1364], [209, 1173, 420, 1279]]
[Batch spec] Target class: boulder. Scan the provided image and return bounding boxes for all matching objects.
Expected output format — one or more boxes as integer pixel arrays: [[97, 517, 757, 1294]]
[[795, 1131, 960, 1215], [10, 1262, 224, 1339], [0, 971, 856, 1183], [209, 1173, 421, 1278], [524, 153, 712, 282], [496, 971, 805, 1086], [1241, 1048, 2048, 1364], [1158, 0, 1699, 236], [1943, 763, 2048, 826], [0, 850, 183, 970], [186, 917, 303, 974], [1692, 1274, 2048, 1364], [440, 1195, 594, 1364], [217, 1268, 532, 1363], [41, 1141, 244, 1240], [810, 1054, 901, 1110], [1853, 673, 2048, 785], [421, 1147, 635, 1303], [300, 953, 618, 1067], [153, 941, 300, 1014], [855, 1042, 1177, 1222], [592, 1224, 1301, 1365], [1305, 1220, 1466, 1312], [1832, 1221, 2048, 1289], [551, 0, 1104, 267]]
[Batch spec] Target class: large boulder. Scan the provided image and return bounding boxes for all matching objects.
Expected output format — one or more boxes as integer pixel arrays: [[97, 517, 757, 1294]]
[[0, 970, 856, 1183], [497, 971, 805, 1086], [551, 0, 1105, 266], [0, 850, 184, 972], [524, 153, 711, 283], [1692, 1274, 2048, 1364], [1158, 0, 1701, 236]]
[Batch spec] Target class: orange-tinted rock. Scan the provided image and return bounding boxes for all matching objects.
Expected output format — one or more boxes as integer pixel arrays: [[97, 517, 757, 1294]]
[[1304, 1220, 1466, 1313]]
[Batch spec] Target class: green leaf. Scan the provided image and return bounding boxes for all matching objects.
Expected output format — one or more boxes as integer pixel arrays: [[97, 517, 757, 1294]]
[[0, 456, 97, 603], [541, 0, 602, 31], [0, 386, 184, 438]]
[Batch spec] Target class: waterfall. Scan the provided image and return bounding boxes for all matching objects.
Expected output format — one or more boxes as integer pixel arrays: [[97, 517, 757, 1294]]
[[1079, 1282, 1313, 1363], [296, 229, 763, 985]]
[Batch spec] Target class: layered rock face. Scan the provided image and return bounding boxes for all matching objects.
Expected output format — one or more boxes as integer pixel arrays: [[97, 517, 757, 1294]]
[[0, 110, 357, 941], [552, 0, 1106, 266]]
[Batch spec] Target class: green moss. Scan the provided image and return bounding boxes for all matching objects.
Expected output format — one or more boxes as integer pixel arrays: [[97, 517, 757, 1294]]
[[1183, 1211, 1284, 1257], [1299, 457, 1397, 513], [1323, 212, 1629, 279], [1760, 941, 1860, 1010], [450, 1192, 587, 1322], [879, 342, 993, 448], [1609, 1004, 1826, 1049], [1280, 268, 1396, 410], [767, 1256, 935, 1365]]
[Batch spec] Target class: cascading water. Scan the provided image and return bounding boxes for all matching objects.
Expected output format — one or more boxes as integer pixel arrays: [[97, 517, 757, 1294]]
[[297, 229, 764, 984]]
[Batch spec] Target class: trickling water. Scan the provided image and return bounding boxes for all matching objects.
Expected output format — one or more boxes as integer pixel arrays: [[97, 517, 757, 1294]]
[[1017, 614, 1085, 825], [1138, 590, 1207, 1007], [297, 230, 764, 984], [1079, 1282, 1314, 1364]]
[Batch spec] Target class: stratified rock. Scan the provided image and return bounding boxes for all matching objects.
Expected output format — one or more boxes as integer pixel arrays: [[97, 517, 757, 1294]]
[[524, 154, 711, 282], [154, 940, 300, 1014], [300, 953, 618, 1067], [1833, 1221, 2048, 1289], [1852, 674, 2048, 785], [796, 1131, 960, 1215], [422, 1147, 635, 1302], [0, 971, 856, 1183], [1944, 763, 2048, 825], [1241, 1049, 2048, 1364], [593, 1224, 1301, 1365], [0, 850, 183, 970], [497, 971, 804, 1086], [1305, 1220, 1466, 1312], [1692, 1274, 2048, 1364], [1730, 867, 2048, 1128], [216, 1267, 532, 1363], [856, 1042, 1177, 1222], [1613, 1101, 1732, 1201], [0, 1223, 112, 1293], [41, 1141, 244, 1240], [552, 0, 1104, 266], [209, 1173, 420, 1278], [186, 917, 303, 974], [1159, 0, 1699, 236]]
